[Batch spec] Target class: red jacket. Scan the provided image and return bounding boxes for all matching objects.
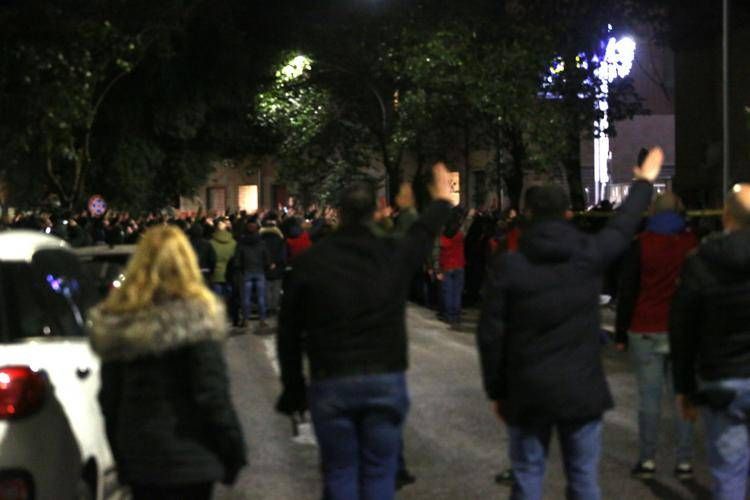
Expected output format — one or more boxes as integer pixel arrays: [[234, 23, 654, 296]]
[[439, 232, 465, 271], [287, 232, 312, 260], [629, 230, 698, 333], [506, 227, 521, 252]]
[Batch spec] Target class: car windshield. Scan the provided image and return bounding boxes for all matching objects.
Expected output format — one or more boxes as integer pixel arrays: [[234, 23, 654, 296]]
[[79, 254, 131, 299], [0, 249, 98, 341]]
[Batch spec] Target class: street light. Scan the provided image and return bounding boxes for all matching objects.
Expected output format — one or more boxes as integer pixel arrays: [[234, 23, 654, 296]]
[[593, 33, 636, 205], [277, 54, 313, 82]]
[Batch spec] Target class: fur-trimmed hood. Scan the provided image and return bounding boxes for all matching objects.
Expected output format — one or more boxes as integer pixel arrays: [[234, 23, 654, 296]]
[[88, 297, 228, 361]]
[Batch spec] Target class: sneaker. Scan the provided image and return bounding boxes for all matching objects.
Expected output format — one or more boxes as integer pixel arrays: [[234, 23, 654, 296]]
[[396, 470, 416, 490], [631, 460, 656, 479], [494, 468, 515, 485], [674, 462, 693, 481]]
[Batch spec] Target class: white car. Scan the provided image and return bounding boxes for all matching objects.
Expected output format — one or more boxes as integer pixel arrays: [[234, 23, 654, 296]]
[[0, 231, 118, 499]]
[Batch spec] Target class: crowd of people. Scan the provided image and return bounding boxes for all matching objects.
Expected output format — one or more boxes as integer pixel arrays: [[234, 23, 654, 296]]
[[7, 148, 750, 499]]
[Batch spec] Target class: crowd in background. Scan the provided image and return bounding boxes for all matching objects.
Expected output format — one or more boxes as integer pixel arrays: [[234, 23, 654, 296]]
[[0, 184, 723, 334]]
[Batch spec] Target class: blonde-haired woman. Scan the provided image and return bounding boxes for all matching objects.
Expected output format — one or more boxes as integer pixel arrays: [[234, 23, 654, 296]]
[[89, 225, 247, 500]]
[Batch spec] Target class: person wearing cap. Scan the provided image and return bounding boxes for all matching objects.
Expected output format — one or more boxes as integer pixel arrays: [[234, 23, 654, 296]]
[[670, 183, 750, 500], [615, 192, 698, 480]]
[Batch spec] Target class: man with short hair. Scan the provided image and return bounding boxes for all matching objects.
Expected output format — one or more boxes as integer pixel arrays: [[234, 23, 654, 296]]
[[276, 163, 453, 500], [478, 148, 664, 499], [670, 183, 750, 500]]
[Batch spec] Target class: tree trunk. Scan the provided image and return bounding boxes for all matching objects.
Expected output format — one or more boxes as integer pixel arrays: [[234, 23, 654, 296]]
[[504, 125, 525, 211], [563, 129, 585, 211]]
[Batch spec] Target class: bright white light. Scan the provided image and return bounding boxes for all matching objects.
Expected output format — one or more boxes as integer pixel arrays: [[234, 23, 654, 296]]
[[112, 280, 122, 289], [593, 32, 636, 205], [277, 55, 312, 82], [0, 372, 9, 386], [600, 37, 636, 83]]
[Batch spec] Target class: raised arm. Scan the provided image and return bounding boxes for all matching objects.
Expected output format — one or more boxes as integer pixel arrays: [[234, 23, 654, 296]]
[[593, 147, 663, 266], [401, 163, 454, 270]]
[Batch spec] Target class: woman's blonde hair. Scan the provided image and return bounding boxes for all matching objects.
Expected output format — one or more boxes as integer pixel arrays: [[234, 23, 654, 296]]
[[101, 225, 217, 314]]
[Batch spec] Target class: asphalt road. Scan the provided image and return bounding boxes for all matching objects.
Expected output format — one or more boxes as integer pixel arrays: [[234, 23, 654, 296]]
[[214, 306, 715, 500]]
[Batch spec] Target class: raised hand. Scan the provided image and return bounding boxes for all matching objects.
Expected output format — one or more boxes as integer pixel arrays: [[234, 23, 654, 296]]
[[429, 162, 454, 204], [633, 146, 664, 183]]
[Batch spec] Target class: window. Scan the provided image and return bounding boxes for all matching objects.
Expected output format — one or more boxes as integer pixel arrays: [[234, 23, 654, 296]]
[[0, 250, 97, 342], [207, 187, 227, 214], [238, 185, 258, 213]]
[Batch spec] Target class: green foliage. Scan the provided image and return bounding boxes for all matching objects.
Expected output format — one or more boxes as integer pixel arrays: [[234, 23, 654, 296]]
[[94, 138, 163, 210], [255, 52, 379, 205], [0, 4, 141, 207]]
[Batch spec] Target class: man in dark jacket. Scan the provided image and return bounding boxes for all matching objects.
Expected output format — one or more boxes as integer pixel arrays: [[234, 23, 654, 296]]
[[478, 147, 663, 499], [670, 183, 750, 500], [189, 223, 218, 284], [234, 221, 270, 329], [260, 214, 287, 315], [276, 163, 453, 500]]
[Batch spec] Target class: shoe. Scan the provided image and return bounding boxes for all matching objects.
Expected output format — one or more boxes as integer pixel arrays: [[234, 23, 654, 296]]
[[674, 462, 693, 481], [396, 470, 416, 490], [631, 460, 656, 479], [255, 321, 272, 336], [494, 468, 515, 485]]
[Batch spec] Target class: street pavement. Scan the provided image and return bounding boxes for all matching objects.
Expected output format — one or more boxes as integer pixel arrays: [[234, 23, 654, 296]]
[[215, 305, 714, 500]]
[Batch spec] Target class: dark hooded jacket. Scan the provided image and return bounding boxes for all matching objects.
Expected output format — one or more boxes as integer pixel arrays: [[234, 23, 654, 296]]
[[234, 231, 269, 275], [89, 297, 247, 486], [670, 229, 750, 396], [260, 225, 287, 280], [189, 224, 217, 282], [478, 180, 653, 425]]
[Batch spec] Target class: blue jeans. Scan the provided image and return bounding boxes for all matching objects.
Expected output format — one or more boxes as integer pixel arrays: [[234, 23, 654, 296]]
[[308, 373, 409, 500], [628, 332, 693, 463], [441, 269, 464, 322], [241, 273, 267, 321], [509, 419, 602, 500], [701, 378, 750, 500]]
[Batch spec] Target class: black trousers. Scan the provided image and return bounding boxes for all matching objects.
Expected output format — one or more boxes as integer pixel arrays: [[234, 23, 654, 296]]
[[131, 482, 213, 500]]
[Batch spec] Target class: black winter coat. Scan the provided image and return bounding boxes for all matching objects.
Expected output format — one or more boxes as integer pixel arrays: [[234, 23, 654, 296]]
[[234, 233, 269, 275], [670, 229, 750, 396], [89, 297, 247, 486], [260, 227, 287, 280], [478, 181, 653, 426], [276, 201, 452, 413], [191, 237, 218, 282]]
